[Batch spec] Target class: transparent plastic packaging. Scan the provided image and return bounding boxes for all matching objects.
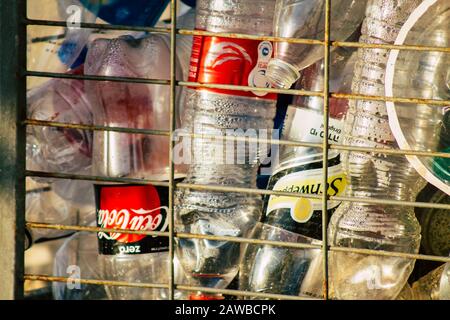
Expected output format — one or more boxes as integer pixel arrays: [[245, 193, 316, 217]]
[[85, 33, 183, 179], [385, 0, 450, 195], [327, 0, 424, 300], [239, 223, 321, 298], [175, 0, 277, 290], [240, 53, 355, 298], [53, 231, 107, 300], [26, 183, 95, 244], [266, 0, 367, 89], [53, 231, 188, 300], [27, 67, 93, 176]]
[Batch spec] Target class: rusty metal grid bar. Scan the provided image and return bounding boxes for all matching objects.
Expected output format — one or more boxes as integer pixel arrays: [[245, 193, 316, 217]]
[[24, 18, 450, 53], [22, 119, 450, 159], [23, 274, 317, 300], [19, 0, 450, 302], [321, 0, 331, 300], [25, 222, 450, 264], [167, 0, 177, 301], [23, 171, 450, 211], [24, 70, 450, 106]]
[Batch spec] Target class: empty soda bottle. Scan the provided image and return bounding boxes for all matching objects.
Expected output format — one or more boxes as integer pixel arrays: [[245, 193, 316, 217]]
[[266, 0, 366, 89], [175, 0, 277, 290], [85, 33, 183, 179], [95, 184, 170, 300], [240, 53, 355, 298], [327, 0, 424, 300], [27, 66, 93, 176]]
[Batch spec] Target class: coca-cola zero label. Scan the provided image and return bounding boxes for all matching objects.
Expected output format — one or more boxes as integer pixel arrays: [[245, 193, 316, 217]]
[[95, 184, 169, 255], [188, 35, 277, 100]]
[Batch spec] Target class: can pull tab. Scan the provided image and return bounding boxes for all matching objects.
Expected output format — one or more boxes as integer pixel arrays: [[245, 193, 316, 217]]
[[248, 41, 273, 97]]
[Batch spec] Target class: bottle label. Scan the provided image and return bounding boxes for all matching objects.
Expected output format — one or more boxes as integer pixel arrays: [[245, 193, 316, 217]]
[[188, 34, 277, 100], [267, 163, 346, 221], [283, 106, 343, 144], [95, 184, 169, 255], [263, 157, 346, 239]]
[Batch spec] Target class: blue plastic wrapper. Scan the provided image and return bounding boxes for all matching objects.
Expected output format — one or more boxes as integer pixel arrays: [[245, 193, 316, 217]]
[[79, 0, 170, 26]]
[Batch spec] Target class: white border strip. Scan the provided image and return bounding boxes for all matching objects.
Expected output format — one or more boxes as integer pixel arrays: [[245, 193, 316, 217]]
[[385, 0, 449, 195]]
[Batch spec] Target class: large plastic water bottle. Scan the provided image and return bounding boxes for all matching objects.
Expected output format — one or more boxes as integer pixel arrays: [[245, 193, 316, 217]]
[[174, 0, 277, 290], [327, 0, 424, 300]]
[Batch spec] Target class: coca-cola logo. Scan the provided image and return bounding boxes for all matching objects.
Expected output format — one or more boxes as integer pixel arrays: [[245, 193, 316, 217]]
[[204, 41, 252, 69], [95, 185, 168, 244], [97, 207, 168, 243]]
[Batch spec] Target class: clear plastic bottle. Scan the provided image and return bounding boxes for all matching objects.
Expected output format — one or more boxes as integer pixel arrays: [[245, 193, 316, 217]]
[[52, 231, 188, 300], [175, 0, 277, 290], [26, 183, 95, 245], [266, 0, 367, 89], [26, 66, 93, 176], [85, 33, 183, 179], [85, 34, 183, 300], [327, 0, 424, 300], [53, 231, 107, 300]]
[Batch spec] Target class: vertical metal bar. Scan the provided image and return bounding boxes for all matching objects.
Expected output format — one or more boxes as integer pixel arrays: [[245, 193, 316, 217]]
[[0, 0, 27, 299], [168, 0, 178, 300], [321, 0, 331, 300]]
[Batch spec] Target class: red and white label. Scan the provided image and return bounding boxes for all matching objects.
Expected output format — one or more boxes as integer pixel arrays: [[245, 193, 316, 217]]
[[95, 184, 169, 254], [188, 35, 277, 100]]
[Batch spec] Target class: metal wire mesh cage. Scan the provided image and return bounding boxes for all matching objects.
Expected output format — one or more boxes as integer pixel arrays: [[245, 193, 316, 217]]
[[0, 0, 449, 300]]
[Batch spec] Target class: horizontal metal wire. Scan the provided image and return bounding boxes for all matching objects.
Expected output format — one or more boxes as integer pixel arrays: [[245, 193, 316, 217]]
[[177, 28, 324, 46], [25, 170, 170, 187], [331, 92, 450, 107], [22, 118, 450, 159], [328, 247, 450, 264], [26, 222, 450, 264], [174, 285, 317, 300], [26, 222, 170, 238], [332, 40, 450, 53], [24, 274, 169, 290], [176, 182, 450, 210], [25, 19, 171, 34], [25, 70, 450, 106], [26, 70, 171, 85], [24, 170, 450, 210], [23, 274, 316, 300], [24, 19, 450, 53], [175, 131, 450, 159], [24, 119, 170, 136]]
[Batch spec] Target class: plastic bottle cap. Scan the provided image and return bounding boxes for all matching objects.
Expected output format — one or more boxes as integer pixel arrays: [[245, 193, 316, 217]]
[[188, 293, 225, 300]]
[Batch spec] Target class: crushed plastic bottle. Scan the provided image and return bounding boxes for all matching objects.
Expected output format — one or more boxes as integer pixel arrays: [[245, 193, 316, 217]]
[[26, 182, 95, 245], [175, 0, 277, 290], [53, 230, 189, 300], [327, 0, 424, 300], [85, 33, 184, 179], [26, 66, 93, 176]]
